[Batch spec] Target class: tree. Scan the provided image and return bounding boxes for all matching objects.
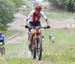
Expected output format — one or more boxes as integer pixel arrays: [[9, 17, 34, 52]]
[[48, 0, 75, 12], [0, 0, 24, 30]]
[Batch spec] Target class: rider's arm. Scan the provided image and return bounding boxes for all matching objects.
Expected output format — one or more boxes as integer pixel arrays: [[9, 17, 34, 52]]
[[26, 10, 34, 25], [41, 11, 49, 26]]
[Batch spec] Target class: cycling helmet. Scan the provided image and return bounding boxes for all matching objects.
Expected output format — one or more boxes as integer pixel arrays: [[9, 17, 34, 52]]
[[35, 5, 42, 11]]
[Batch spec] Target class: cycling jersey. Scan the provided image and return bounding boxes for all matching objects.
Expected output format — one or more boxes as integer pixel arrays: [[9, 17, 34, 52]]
[[27, 10, 47, 23], [0, 34, 6, 45], [0, 35, 5, 40]]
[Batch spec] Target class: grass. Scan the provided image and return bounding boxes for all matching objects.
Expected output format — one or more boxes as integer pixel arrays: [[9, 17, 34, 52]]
[[0, 29, 75, 64], [0, 58, 33, 64], [45, 11, 74, 19], [42, 29, 75, 63], [7, 59, 32, 64], [2, 30, 23, 38]]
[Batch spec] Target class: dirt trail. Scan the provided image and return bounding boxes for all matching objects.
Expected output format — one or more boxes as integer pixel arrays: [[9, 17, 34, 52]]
[[8, 12, 25, 31]]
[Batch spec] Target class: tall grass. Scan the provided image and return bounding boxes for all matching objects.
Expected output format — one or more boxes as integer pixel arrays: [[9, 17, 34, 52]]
[[45, 11, 74, 19], [0, 29, 75, 64]]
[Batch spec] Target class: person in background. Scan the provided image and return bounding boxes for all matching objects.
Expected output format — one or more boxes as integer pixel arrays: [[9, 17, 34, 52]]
[[0, 31, 6, 56], [49, 34, 55, 43]]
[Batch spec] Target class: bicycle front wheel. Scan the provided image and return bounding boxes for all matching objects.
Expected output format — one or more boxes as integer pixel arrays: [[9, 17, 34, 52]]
[[36, 36, 42, 60]]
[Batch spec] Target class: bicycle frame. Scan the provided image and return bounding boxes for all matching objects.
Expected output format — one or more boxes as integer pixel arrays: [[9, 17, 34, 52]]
[[29, 27, 43, 60], [30, 27, 41, 47]]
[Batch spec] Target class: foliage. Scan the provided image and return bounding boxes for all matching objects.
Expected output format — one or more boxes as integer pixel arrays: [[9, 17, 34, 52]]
[[48, 0, 75, 12], [0, 0, 24, 30]]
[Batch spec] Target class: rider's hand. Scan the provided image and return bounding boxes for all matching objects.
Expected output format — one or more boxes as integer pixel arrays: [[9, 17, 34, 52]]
[[25, 25, 28, 28], [44, 26, 50, 29], [47, 25, 50, 29]]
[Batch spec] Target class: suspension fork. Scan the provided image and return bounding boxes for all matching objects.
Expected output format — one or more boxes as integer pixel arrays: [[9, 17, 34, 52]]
[[30, 28, 42, 48], [35, 32, 42, 49]]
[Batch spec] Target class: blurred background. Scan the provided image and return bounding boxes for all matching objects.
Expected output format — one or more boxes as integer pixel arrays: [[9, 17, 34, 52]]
[[0, 0, 75, 30], [0, 0, 75, 64]]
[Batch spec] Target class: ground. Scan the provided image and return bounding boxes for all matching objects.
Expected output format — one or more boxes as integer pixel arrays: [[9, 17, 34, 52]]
[[0, 11, 75, 64]]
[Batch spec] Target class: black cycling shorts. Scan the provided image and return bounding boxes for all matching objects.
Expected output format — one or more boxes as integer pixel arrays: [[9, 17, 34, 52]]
[[28, 22, 41, 31], [29, 22, 41, 28]]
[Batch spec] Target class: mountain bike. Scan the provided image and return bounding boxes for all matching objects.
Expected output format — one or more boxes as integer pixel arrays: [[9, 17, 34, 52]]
[[25, 25, 50, 60]]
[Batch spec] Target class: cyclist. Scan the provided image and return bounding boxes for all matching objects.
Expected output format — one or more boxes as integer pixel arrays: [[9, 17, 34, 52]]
[[25, 5, 50, 50], [0, 31, 6, 55]]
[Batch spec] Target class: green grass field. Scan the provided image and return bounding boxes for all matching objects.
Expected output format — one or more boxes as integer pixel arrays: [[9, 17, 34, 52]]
[[0, 29, 75, 64], [45, 11, 74, 19], [2, 30, 22, 38], [42, 29, 75, 63]]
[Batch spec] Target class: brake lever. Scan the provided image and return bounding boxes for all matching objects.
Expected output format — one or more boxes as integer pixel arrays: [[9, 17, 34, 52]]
[[25, 25, 29, 28]]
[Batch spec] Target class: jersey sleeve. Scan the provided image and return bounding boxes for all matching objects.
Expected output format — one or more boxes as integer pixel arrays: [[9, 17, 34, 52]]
[[27, 10, 34, 20], [41, 11, 47, 20]]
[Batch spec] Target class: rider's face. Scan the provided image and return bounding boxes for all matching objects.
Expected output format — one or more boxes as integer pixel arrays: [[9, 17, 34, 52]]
[[35, 10, 40, 14]]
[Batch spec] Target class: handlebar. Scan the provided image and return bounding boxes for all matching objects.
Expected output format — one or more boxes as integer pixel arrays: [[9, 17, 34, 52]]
[[25, 25, 50, 29]]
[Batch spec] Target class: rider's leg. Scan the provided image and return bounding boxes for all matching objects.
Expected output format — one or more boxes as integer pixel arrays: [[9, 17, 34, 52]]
[[29, 29, 35, 50]]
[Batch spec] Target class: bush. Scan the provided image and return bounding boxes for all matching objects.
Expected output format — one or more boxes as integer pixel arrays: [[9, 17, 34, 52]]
[[48, 0, 75, 12], [0, 0, 24, 30]]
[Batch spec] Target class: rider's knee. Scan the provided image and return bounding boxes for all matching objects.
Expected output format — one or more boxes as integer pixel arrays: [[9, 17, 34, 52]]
[[31, 29, 35, 34], [35, 29, 41, 34]]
